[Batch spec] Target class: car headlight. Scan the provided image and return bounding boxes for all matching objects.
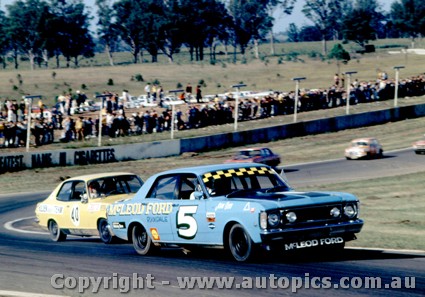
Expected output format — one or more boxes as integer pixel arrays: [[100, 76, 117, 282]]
[[344, 204, 357, 218], [286, 211, 297, 223], [330, 207, 341, 218], [268, 213, 280, 227], [260, 212, 267, 229]]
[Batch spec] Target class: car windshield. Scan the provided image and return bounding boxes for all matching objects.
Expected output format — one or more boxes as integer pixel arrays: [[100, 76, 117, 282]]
[[202, 167, 289, 197], [352, 142, 368, 147], [239, 150, 260, 157], [88, 175, 143, 198]]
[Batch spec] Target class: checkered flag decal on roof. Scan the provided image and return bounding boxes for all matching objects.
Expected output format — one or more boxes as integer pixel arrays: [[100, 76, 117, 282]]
[[202, 167, 273, 183]]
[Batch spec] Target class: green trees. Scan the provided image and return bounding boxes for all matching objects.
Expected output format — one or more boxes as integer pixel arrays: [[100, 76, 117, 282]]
[[390, 0, 425, 48], [96, 0, 120, 66], [49, 0, 94, 68], [5, 0, 51, 70], [328, 43, 350, 74], [0, 0, 423, 69], [3, 0, 93, 69], [302, 0, 345, 55], [229, 0, 273, 61], [341, 0, 384, 50]]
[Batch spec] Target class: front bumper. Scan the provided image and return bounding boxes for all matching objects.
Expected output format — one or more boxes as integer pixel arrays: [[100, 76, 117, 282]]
[[345, 151, 367, 159], [414, 148, 425, 154], [260, 219, 364, 246]]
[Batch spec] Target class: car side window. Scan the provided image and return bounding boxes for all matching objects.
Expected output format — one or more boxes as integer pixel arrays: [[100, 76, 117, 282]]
[[72, 181, 86, 201], [179, 175, 198, 200], [262, 149, 271, 156], [56, 181, 86, 202], [57, 182, 73, 201], [147, 175, 178, 200]]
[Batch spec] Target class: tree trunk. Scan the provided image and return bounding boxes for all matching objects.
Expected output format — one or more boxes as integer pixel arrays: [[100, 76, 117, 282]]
[[55, 53, 60, 68], [254, 39, 259, 59], [189, 46, 194, 61], [199, 46, 204, 61], [270, 29, 275, 55], [151, 54, 157, 63], [106, 45, 114, 66], [133, 51, 138, 63], [42, 50, 49, 68], [13, 49, 19, 69], [322, 37, 327, 55], [29, 49, 35, 71], [131, 41, 139, 63]]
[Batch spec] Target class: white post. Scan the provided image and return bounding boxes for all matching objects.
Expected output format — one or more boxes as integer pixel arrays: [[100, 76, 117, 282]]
[[25, 98, 32, 152], [393, 66, 405, 107], [345, 71, 357, 115], [98, 100, 102, 147], [168, 89, 184, 139], [231, 84, 246, 132], [346, 75, 351, 115], [294, 81, 299, 123], [234, 88, 239, 131], [24, 95, 42, 152], [95, 94, 112, 147], [171, 103, 175, 139], [292, 77, 306, 123]]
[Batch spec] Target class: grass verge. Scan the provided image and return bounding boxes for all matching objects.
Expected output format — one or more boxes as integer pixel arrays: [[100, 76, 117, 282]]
[[300, 171, 425, 251]]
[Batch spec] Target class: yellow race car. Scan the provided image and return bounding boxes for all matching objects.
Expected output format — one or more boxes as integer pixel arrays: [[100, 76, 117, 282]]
[[35, 172, 143, 243]]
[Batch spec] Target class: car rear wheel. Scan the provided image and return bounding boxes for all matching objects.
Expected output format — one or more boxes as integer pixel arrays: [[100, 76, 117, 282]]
[[132, 224, 156, 255], [228, 223, 256, 262], [98, 219, 114, 244], [48, 220, 67, 242]]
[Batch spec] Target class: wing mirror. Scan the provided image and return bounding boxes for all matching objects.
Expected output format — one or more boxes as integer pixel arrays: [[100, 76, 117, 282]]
[[81, 193, 88, 204]]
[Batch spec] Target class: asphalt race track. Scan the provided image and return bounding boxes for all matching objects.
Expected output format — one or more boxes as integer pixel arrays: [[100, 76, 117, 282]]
[[0, 148, 424, 296]]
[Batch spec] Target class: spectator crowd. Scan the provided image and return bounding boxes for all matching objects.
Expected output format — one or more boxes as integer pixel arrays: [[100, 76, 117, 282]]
[[1, 73, 425, 149]]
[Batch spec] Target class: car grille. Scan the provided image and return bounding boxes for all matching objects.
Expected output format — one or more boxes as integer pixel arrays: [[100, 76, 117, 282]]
[[279, 204, 343, 226]]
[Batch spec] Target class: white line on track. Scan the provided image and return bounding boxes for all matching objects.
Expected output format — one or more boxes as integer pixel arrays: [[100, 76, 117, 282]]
[[4, 216, 48, 235]]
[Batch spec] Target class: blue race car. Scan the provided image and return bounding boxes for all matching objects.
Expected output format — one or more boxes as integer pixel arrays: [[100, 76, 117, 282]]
[[106, 163, 363, 262]]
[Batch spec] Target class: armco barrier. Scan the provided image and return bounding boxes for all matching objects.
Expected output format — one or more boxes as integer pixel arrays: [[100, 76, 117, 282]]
[[1, 103, 425, 172], [180, 104, 425, 153]]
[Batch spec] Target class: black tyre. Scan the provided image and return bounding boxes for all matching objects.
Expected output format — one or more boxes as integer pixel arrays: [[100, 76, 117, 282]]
[[132, 224, 157, 255], [228, 223, 256, 262], [98, 219, 114, 244], [48, 220, 67, 242]]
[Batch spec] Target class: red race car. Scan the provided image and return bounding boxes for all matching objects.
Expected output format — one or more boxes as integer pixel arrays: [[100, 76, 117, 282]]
[[225, 147, 281, 167]]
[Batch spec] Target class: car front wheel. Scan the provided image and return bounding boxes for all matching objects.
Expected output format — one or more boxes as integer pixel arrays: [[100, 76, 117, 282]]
[[98, 219, 114, 244], [132, 224, 157, 255], [48, 220, 67, 242], [228, 223, 256, 262]]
